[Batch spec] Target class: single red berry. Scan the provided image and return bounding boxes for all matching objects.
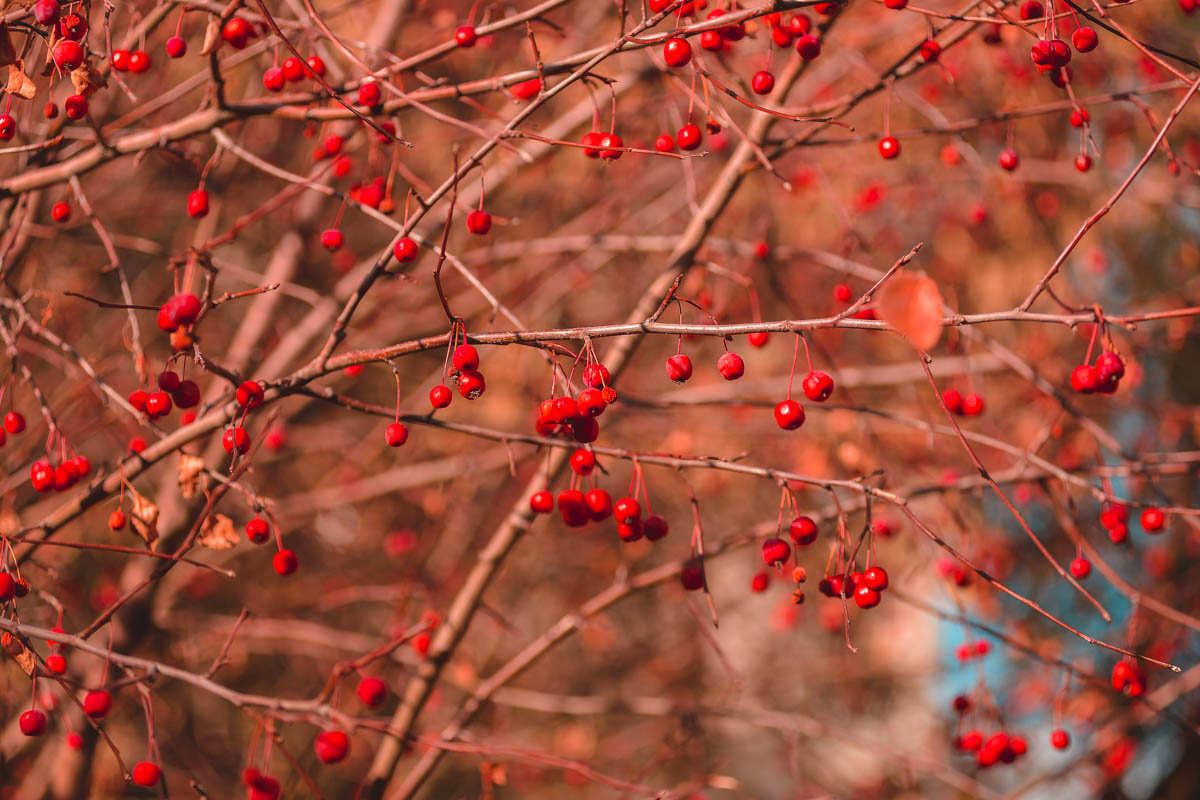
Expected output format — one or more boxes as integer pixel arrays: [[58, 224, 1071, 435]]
[[614, 496, 641, 524], [1075, 154, 1093, 172], [654, 134, 675, 152], [878, 136, 901, 160], [1140, 507, 1165, 533], [598, 132, 623, 160], [306, 55, 327, 76], [581, 131, 604, 159], [111, 49, 131, 71], [999, 149, 1020, 171], [1050, 728, 1070, 749], [665, 353, 693, 382], [1069, 556, 1091, 578], [1070, 108, 1090, 127], [132, 762, 162, 787], [751, 70, 775, 95], [358, 81, 382, 108], [223, 426, 250, 454], [863, 566, 889, 591], [356, 676, 387, 707], [774, 400, 805, 430], [751, 571, 770, 592], [466, 209, 492, 234], [795, 33, 821, 60], [584, 488, 612, 521], [64, 94, 88, 120], [676, 123, 702, 151], [530, 490, 554, 514], [262, 66, 285, 91], [1020, 0, 1044, 18], [1108, 523, 1129, 544], [429, 384, 452, 409], [145, 391, 173, 418], [717, 352, 744, 380], [236, 380, 264, 409], [452, 344, 479, 371], [173, 380, 200, 408], [511, 77, 542, 99], [273, 549, 299, 575], [393, 237, 419, 262], [953, 694, 972, 713], [582, 363, 611, 390], [801, 371, 834, 401], [320, 229, 344, 251], [108, 509, 126, 530], [1072, 26, 1098, 52], [33, 0, 58, 25], [788, 516, 818, 546], [83, 690, 112, 718], [680, 560, 705, 591], [0, 114, 14, 141], [246, 517, 270, 544], [384, 422, 409, 447], [19, 709, 47, 736], [280, 56, 304, 82], [456, 370, 486, 399], [663, 37, 692, 67], [58, 11, 86, 39], [1071, 364, 1098, 393], [157, 370, 180, 392], [128, 51, 151, 73], [748, 331, 769, 348], [187, 189, 210, 218], [567, 449, 595, 476], [643, 514, 669, 541], [762, 537, 791, 566], [1096, 351, 1125, 382], [165, 36, 187, 58], [455, 25, 477, 47], [855, 585, 882, 608], [0, 573, 15, 601], [961, 394, 985, 415], [4, 411, 25, 433]]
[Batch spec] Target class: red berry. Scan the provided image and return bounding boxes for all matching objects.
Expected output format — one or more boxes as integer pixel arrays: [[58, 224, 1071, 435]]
[[145, 391, 172, 418], [751, 70, 775, 95], [584, 488, 612, 521], [833, 283, 854, 303], [854, 584, 882, 609], [321, 229, 344, 251], [788, 516, 818, 546], [246, 517, 269, 544], [598, 133, 623, 161], [456, 370, 485, 399], [1071, 364, 1098, 393], [111, 49, 131, 71], [619, 519, 641, 542], [0, 573, 15, 601], [4, 411, 25, 433], [306, 55, 327, 76], [530, 490, 554, 513], [1020, 0, 1044, 18], [1075, 154, 1093, 172], [665, 353, 693, 382], [654, 134, 675, 152], [187, 189, 210, 218], [1072, 26, 1098, 52], [1050, 728, 1070, 749], [1140, 507, 1165, 532], [762, 537, 791, 566], [273, 549, 299, 575], [52, 39, 84, 70], [774, 400, 805, 430], [941, 388, 963, 414], [511, 77, 542, 100], [455, 25, 477, 47], [173, 380, 200, 408], [429, 384, 452, 409], [961, 394, 985, 416], [1108, 523, 1129, 544], [717, 352, 744, 380], [643, 514, 669, 541], [393, 237, 419, 262], [132, 762, 162, 787], [1069, 556, 1091, 578], [680, 560, 705, 591], [663, 37, 692, 67], [357, 81, 381, 107], [128, 51, 151, 73], [223, 426, 250, 454], [83, 690, 112, 718], [877, 136, 901, 160], [466, 209, 492, 234], [614, 496, 641, 524], [795, 34, 820, 60], [999, 149, 1020, 171], [19, 709, 47, 736], [0, 114, 14, 141], [863, 566, 889, 591], [569, 448, 596, 475], [919, 40, 941, 62], [748, 331, 769, 347], [577, 389, 606, 417], [166, 36, 187, 58], [801, 371, 834, 401], [236, 380, 264, 409], [1096, 351, 1125, 382], [33, 0, 58, 25], [64, 94, 88, 120], [581, 131, 603, 159], [356, 676, 387, 707], [452, 344, 479, 371], [46, 653, 67, 673], [676, 123, 702, 151], [384, 422, 408, 447], [751, 571, 770, 592]]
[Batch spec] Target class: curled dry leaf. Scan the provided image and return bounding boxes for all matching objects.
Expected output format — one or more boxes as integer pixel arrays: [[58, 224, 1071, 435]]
[[178, 453, 207, 499], [4, 64, 35, 99], [70, 62, 107, 98], [128, 486, 160, 547], [1, 631, 37, 677], [197, 513, 238, 549], [876, 270, 945, 352]]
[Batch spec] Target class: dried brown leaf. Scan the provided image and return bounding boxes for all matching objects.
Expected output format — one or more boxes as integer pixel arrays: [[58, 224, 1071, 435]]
[[1, 631, 36, 676], [178, 453, 207, 499], [876, 270, 944, 352], [197, 513, 238, 549], [4, 64, 35, 99], [70, 61, 106, 98], [129, 486, 159, 547]]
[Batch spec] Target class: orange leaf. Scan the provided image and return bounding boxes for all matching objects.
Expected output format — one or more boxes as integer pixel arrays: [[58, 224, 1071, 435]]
[[4, 64, 34, 99], [877, 270, 944, 352]]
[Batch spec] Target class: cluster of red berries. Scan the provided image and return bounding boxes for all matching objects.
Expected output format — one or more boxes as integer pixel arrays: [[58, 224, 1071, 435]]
[[530, 362, 612, 443], [129, 369, 200, 421], [954, 638, 991, 662], [220, 17, 259, 49], [816, 565, 890, 609], [1099, 501, 1130, 544], [1069, 351, 1125, 394], [956, 729, 1030, 767], [581, 130, 624, 160], [1111, 660, 1146, 696], [941, 388, 985, 416], [111, 48, 152, 73], [261, 55, 327, 92], [30, 452, 91, 493]]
